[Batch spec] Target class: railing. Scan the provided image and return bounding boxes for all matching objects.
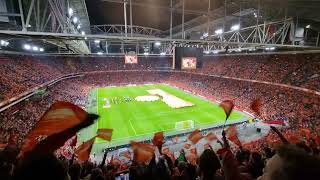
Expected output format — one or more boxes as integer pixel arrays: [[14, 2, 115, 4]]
[[91, 24, 164, 37]]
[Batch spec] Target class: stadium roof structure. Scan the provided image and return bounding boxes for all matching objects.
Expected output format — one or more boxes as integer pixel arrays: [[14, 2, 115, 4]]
[[0, 0, 319, 55]]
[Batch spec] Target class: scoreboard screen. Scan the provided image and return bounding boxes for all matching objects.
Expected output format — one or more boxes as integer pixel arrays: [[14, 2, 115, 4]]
[[125, 55, 138, 64], [181, 57, 197, 69], [173, 47, 203, 70]]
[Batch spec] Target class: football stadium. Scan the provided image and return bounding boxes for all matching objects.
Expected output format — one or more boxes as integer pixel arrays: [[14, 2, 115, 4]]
[[0, 0, 320, 179]]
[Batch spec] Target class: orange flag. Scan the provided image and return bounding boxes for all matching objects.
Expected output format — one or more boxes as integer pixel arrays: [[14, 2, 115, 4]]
[[97, 129, 113, 141], [226, 125, 242, 147], [251, 99, 263, 116], [75, 137, 95, 161], [20, 101, 89, 155], [205, 132, 217, 142], [131, 141, 155, 162], [188, 129, 203, 144], [220, 100, 235, 120], [152, 132, 164, 147]]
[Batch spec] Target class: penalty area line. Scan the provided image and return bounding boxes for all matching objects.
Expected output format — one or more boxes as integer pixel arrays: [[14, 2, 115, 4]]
[[128, 118, 137, 136]]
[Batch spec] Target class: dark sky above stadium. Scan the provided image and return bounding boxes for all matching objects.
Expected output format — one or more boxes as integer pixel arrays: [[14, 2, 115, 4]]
[[85, 0, 320, 31], [85, 0, 223, 31]]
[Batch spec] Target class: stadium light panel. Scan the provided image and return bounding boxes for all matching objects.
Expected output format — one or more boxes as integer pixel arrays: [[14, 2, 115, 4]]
[[72, 17, 78, 24], [97, 52, 103, 55], [68, 8, 74, 16], [23, 44, 31, 50], [39, 48, 44, 52], [32, 46, 39, 51], [94, 40, 100, 43], [203, 50, 210, 54], [231, 24, 240, 31], [144, 52, 149, 55], [215, 29, 223, 35], [265, 47, 275, 51], [155, 42, 161, 46], [81, 31, 85, 35], [0, 40, 9, 46], [306, 25, 311, 29], [160, 52, 166, 55]]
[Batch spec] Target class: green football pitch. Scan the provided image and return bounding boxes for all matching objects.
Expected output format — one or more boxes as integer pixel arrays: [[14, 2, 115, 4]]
[[78, 84, 249, 149]]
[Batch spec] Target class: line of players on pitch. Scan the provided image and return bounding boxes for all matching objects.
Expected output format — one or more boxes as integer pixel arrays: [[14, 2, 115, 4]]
[[105, 96, 133, 105]]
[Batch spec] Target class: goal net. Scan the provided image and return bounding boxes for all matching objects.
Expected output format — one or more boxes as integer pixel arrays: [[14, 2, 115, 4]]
[[175, 120, 194, 131]]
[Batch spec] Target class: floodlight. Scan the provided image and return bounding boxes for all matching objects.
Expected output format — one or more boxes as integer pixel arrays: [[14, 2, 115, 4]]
[[68, 8, 74, 16], [155, 42, 161, 46], [39, 48, 44, 52], [231, 24, 240, 31], [215, 29, 223, 35], [72, 17, 78, 24], [32, 46, 39, 51], [0, 40, 9, 46], [24, 44, 31, 50]]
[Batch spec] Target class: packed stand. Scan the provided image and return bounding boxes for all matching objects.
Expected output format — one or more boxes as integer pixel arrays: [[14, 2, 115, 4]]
[[0, 54, 172, 102], [199, 53, 320, 91]]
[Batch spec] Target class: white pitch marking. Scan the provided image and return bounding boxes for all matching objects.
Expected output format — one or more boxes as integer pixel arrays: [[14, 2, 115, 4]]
[[128, 118, 137, 135]]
